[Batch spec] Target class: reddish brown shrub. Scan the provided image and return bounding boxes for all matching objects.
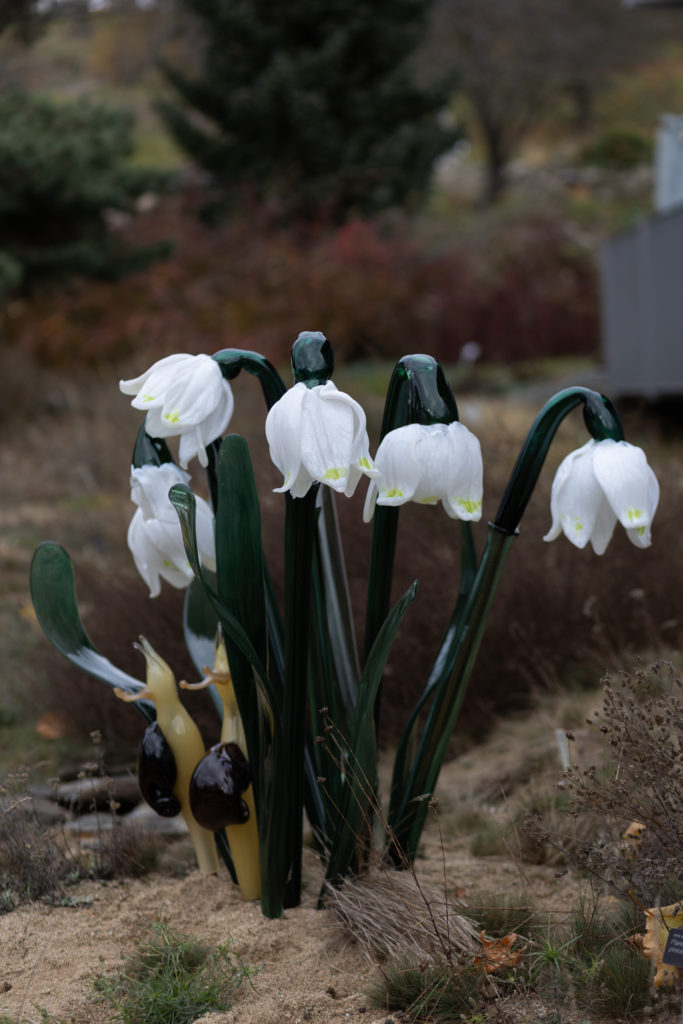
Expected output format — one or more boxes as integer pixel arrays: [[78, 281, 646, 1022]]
[[3, 191, 599, 369]]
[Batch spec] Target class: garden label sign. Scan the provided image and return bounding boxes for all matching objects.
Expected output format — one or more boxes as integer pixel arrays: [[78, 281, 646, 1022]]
[[663, 927, 683, 968]]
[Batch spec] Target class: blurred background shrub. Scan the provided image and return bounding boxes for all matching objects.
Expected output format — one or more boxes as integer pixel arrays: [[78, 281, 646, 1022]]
[[0, 89, 172, 295]]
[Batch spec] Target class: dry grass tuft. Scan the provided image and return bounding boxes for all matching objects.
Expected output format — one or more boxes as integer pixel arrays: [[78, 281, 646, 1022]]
[[325, 870, 479, 964]]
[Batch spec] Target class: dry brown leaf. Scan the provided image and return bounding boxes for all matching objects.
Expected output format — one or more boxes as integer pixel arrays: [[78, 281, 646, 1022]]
[[641, 902, 683, 987], [35, 711, 72, 739], [622, 820, 646, 857], [473, 930, 524, 974]]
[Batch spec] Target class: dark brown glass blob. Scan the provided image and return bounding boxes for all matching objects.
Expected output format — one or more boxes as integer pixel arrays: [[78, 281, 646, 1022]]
[[189, 742, 252, 830], [138, 721, 181, 817]]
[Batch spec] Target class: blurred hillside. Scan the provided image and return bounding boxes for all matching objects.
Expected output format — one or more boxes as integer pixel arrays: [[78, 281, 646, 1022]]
[[2, 1, 683, 368]]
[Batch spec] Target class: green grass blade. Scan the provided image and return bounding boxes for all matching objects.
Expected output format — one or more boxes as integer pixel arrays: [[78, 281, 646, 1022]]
[[29, 542, 154, 723]]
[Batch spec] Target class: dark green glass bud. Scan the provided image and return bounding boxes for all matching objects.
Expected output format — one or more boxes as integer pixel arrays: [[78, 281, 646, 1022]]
[[291, 331, 334, 387]]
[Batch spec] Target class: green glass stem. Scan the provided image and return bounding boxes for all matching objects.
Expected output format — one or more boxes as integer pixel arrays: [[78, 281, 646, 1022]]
[[212, 348, 286, 409], [316, 486, 360, 723], [495, 387, 623, 535], [363, 354, 460, 726], [387, 523, 515, 863], [282, 487, 318, 908], [363, 505, 399, 670], [387, 385, 624, 864], [388, 519, 477, 809]]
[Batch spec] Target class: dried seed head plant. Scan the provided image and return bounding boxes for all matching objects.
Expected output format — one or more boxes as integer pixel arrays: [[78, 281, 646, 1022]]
[[564, 660, 683, 906]]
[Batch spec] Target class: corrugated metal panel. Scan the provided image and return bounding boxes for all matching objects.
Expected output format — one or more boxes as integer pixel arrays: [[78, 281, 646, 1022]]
[[600, 206, 683, 397]]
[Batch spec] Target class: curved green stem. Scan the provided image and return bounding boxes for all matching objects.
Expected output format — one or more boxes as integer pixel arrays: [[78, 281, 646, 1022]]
[[212, 349, 287, 409], [495, 387, 623, 535], [387, 386, 624, 864]]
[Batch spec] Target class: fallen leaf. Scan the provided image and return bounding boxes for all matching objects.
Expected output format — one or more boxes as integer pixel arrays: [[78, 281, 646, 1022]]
[[473, 930, 524, 973], [622, 820, 646, 857], [18, 601, 38, 624], [35, 711, 72, 740]]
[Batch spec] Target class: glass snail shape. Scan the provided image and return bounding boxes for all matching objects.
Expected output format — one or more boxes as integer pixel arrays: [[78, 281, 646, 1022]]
[[30, 332, 659, 919]]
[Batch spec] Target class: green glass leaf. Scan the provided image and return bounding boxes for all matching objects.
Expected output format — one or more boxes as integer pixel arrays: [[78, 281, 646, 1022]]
[[214, 435, 268, 695], [323, 580, 417, 886], [182, 574, 223, 718], [388, 527, 515, 863], [167, 483, 274, 705], [169, 477, 286, 917], [183, 574, 219, 676], [29, 542, 154, 724], [390, 520, 477, 811]]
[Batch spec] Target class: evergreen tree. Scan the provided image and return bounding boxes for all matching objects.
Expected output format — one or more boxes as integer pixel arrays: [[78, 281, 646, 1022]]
[[158, 0, 457, 221], [0, 90, 171, 299]]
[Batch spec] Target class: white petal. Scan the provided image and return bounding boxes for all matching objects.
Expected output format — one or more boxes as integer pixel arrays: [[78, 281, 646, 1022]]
[[178, 426, 208, 469], [129, 355, 197, 411], [411, 426, 449, 504], [588, 497, 618, 555], [543, 441, 599, 547], [626, 522, 652, 549], [127, 510, 161, 597], [298, 384, 355, 493], [157, 355, 228, 427], [119, 353, 191, 398], [362, 479, 379, 522], [130, 463, 190, 521], [266, 383, 308, 493], [127, 509, 192, 596], [592, 440, 660, 532], [442, 423, 483, 521], [373, 424, 424, 507]]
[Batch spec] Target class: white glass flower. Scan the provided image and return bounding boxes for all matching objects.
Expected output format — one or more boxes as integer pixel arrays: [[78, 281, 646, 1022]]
[[363, 421, 484, 522], [265, 380, 378, 498], [543, 438, 659, 554], [127, 463, 216, 597], [120, 354, 234, 469]]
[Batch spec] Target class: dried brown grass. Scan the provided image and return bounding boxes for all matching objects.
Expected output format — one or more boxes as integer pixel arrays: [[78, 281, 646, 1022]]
[[325, 870, 479, 965]]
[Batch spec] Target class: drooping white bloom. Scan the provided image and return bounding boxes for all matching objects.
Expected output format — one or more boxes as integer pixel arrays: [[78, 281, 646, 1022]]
[[127, 463, 216, 597], [362, 421, 484, 522], [543, 438, 659, 555], [120, 354, 234, 469], [265, 380, 378, 498]]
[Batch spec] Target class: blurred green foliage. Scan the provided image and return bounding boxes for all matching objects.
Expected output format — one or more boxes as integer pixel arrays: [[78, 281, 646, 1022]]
[[580, 128, 653, 171], [0, 89, 172, 298], [157, 0, 459, 223]]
